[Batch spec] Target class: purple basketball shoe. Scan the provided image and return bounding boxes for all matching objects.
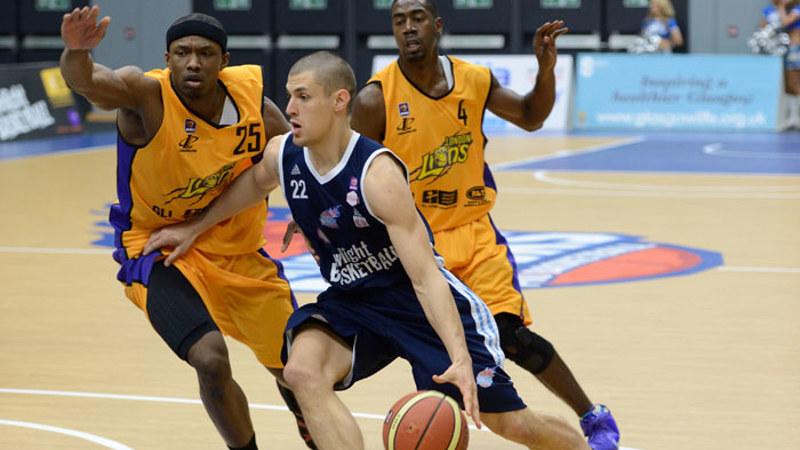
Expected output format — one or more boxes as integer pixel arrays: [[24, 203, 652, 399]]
[[580, 404, 619, 450]]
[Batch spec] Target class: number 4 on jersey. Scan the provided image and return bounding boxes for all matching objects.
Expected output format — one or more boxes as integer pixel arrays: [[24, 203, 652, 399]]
[[457, 100, 468, 126]]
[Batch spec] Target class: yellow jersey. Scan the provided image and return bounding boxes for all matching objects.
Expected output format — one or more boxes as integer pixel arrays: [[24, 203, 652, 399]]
[[110, 65, 268, 265], [369, 56, 496, 232]]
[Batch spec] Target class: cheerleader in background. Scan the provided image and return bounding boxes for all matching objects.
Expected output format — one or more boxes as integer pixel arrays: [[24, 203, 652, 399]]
[[763, 0, 800, 128], [641, 0, 683, 53]]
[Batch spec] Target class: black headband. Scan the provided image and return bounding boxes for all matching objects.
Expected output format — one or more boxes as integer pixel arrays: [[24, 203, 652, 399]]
[[166, 14, 227, 53]]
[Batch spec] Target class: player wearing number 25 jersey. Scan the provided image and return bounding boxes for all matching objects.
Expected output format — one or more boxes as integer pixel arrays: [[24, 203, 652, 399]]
[[111, 65, 294, 368]]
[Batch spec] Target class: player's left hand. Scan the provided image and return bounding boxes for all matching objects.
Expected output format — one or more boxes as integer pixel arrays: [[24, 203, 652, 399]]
[[281, 220, 320, 265], [142, 222, 201, 267], [533, 20, 568, 72], [433, 359, 481, 429]]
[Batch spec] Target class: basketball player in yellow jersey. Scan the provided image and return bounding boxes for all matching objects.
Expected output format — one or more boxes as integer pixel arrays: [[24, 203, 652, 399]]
[[60, 7, 315, 450], [350, 1, 619, 449]]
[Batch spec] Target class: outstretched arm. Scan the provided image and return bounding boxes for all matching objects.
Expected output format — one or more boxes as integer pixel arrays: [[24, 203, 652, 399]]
[[364, 153, 481, 428], [487, 20, 568, 131], [60, 5, 153, 111], [143, 134, 286, 265]]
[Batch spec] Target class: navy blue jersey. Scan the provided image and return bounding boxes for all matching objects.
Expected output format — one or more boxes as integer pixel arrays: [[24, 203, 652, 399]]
[[279, 132, 414, 290]]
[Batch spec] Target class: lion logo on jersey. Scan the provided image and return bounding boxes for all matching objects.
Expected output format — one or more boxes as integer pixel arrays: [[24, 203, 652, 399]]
[[409, 132, 473, 183], [165, 162, 235, 205]]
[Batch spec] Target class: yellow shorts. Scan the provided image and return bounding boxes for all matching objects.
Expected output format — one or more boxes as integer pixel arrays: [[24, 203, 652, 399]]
[[123, 248, 295, 368], [433, 215, 532, 325]]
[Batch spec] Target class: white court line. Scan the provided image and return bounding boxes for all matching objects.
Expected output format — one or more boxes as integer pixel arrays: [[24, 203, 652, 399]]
[[533, 170, 800, 192], [505, 171, 800, 198], [502, 187, 800, 199], [718, 266, 800, 274], [703, 143, 800, 159], [0, 388, 644, 448], [0, 419, 133, 449], [0, 246, 109, 255], [491, 136, 646, 171]]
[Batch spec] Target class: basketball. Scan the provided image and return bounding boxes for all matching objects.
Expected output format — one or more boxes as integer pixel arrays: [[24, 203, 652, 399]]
[[382, 390, 469, 450]]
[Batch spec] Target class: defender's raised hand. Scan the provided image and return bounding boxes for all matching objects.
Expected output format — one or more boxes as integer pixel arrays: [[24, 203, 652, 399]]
[[533, 20, 568, 72], [61, 5, 111, 50]]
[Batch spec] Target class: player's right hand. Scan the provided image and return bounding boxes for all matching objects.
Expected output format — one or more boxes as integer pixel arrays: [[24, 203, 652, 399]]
[[61, 5, 111, 50], [142, 223, 201, 267], [432, 359, 482, 429]]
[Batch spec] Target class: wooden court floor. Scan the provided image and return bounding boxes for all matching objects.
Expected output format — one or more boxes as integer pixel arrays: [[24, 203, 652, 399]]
[[0, 131, 798, 449]]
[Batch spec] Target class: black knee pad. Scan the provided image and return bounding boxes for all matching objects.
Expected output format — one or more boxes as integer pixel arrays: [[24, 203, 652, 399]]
[[495, 313, 555, 375], [146, 262, 219, 361]]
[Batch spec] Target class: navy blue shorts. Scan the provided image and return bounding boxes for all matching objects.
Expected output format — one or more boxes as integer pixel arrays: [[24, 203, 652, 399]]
[[282, 268, 526, 413]]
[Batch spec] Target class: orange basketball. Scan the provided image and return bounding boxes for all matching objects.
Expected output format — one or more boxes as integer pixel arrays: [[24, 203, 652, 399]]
[[382, 390, 469, 450]]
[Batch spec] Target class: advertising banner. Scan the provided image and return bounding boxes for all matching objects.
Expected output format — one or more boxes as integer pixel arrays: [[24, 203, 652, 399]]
[[573, 53, 782, 131], [0, 62, 83, 142], [372, 54, 573, 131]]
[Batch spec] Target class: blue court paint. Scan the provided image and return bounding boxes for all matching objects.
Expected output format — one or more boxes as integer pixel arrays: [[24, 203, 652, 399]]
[[502, 131, 800, 175], [0, 130, 116, 160]]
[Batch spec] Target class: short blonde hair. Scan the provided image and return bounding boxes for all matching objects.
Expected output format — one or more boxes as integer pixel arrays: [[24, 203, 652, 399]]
[[289, 51, 355, 100], [650, 0, 675, 19]]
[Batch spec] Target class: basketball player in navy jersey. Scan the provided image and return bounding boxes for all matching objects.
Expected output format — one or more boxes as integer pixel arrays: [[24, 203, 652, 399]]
[[348, 2, 618, 449], [144, 51, 588, 449]]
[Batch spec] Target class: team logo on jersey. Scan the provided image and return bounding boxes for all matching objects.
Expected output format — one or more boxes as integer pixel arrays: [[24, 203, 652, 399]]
[[409, 132, 472, 182], [476, 367, 496, 388], [184, 119, 197, 133], [165, 162, 235, 205], [398, 102, 410, 117], [353, 209, 369, 228], [396, 117, 416, 135], [320, 205, 341, 229], [346, 191, 359, 207], [347, 177, 359, 206], [178, 134, 199, 152], [465, 185, 490, 206]]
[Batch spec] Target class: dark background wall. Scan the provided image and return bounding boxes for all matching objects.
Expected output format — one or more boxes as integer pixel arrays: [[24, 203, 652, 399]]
[[0, 0, 766, 112]]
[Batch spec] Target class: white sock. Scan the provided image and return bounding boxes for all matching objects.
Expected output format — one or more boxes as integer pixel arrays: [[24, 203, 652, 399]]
[[787, 95, 800, 124]]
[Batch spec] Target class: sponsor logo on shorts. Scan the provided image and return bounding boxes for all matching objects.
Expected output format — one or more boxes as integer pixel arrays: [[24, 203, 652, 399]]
[[476, 367, 496, 388]]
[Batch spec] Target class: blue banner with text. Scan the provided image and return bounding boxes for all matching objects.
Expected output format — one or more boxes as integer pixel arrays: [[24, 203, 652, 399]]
[[573, 54, 782, 131]]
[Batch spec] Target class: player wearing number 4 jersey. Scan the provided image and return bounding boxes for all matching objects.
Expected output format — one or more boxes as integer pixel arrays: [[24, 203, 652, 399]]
[[60, 7, 315, 449]]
